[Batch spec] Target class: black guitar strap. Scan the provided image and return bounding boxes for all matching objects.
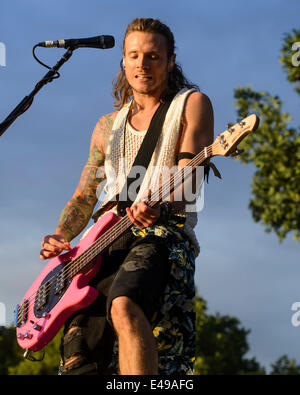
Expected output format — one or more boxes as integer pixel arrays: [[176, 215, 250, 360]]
[[117, 95, 174, 217]]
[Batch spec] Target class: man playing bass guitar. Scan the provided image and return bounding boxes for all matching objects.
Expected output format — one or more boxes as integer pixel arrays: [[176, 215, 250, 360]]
[[40, 17, 214, 375]]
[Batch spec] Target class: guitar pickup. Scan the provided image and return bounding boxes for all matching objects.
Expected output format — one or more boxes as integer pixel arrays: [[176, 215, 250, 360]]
[[36, 282, 50, 311], [54, 269, 66, 295]]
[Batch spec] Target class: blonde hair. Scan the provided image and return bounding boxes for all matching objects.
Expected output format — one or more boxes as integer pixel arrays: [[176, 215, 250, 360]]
[[112, 18, 198, 110]]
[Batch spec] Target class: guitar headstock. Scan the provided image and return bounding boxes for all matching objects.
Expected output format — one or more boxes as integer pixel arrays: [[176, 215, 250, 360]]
[[211, 114, 259, 157]]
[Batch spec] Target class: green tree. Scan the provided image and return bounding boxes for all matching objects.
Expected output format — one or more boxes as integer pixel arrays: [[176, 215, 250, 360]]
[[0, 325, 62, 375], [270, 355, 300, 375], [0, 326, 23, 374], [232, 28, 300, 242], [194, 296, 265, 375], [233, 86, 300, 241]]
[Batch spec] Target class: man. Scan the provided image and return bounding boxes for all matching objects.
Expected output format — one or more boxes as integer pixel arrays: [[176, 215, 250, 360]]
[[40, 18, 214, 375]]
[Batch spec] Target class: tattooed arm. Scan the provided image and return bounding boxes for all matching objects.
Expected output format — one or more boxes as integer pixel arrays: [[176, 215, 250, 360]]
[[40, 113, 117, 260]]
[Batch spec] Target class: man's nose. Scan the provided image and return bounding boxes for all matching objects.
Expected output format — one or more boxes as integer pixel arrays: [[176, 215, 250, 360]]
[[137, 55, 149, 68]]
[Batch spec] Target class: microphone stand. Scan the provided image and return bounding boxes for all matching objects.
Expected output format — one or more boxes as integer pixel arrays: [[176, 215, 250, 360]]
[[0, 47, 74, 138]]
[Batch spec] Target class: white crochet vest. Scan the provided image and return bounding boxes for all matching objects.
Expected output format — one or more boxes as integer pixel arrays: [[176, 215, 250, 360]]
[[98, 87, 201, 256]]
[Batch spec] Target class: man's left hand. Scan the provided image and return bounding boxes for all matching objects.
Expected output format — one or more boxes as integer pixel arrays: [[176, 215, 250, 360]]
[[126, 201, 160, 229]]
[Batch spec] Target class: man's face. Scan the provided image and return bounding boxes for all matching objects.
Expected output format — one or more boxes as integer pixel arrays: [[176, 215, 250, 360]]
[[123, 31, 174, 97]]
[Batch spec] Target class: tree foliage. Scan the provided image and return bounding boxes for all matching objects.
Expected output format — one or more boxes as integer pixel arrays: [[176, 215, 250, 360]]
[[270, 355, 300, 375], [0, 325, 62, 375], [0, 326, 24, 375], [233, 86, 300, 242], [232, 27, 300, 242], [194, 296, 265, 375]]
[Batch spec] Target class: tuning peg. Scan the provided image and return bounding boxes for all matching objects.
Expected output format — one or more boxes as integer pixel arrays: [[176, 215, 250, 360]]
[[237, 118, 246, 127], [231, 148, 244, 157]]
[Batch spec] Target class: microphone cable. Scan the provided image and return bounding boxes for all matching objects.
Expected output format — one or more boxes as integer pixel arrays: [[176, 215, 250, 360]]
[[32, 44, 61, 82]]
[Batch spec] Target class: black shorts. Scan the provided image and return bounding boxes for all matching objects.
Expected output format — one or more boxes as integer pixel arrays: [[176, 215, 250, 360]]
[[105, 229, 171, 324], [60, 228, 171, 375]]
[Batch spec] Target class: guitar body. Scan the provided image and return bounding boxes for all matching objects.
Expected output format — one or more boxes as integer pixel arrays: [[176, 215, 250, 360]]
[[15, 212, 120, 352]]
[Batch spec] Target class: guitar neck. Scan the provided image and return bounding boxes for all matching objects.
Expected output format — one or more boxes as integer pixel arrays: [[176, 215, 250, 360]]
[[147, 144, 212, 209], [70, 215, 133, 275]]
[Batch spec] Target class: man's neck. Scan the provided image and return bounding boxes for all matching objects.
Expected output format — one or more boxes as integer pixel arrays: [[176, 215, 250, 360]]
[[129, 94, 161, 132], [131, 92, 161, 113]]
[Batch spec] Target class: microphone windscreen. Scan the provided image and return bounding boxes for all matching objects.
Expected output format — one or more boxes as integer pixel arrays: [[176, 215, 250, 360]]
[[101, 35, 115, 49]]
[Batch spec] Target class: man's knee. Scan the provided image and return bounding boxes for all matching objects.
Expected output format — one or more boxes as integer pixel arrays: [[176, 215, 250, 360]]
[[63, 327, 82, 366], [110, 296, 143, 332]]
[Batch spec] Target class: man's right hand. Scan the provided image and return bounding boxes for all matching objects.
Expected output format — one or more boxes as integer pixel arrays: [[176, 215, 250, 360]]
[[40, 234, 72, 260]]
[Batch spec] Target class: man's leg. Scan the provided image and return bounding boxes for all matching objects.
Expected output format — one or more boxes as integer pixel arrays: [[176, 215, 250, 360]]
[[61, 326, 99, 375], [106, 234, 172, 374], [111, 296, 158, 375]]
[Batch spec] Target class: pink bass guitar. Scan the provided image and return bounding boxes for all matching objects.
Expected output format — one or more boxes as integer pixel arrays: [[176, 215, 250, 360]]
[[14, 115, 259, 359]]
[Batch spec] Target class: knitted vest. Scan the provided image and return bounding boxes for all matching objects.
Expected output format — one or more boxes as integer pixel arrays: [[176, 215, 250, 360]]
[[96, 87, 201, 256]]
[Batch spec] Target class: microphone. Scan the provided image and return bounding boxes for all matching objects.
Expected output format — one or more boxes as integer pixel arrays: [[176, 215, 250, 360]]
[[37, 35, 115, 49]]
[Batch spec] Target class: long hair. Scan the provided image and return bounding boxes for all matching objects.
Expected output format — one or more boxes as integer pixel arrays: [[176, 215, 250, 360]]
[[112, 18, 199, 110]]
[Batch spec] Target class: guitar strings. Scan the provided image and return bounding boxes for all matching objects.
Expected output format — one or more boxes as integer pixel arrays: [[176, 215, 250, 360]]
[[16, 145, 213, 323]]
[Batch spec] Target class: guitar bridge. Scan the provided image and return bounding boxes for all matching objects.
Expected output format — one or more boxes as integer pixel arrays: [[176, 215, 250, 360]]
[[14, 299, 29, 327]]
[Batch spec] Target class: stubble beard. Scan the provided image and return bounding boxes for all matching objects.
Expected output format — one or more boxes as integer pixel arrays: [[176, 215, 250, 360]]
[[128, 68, 169, 99]]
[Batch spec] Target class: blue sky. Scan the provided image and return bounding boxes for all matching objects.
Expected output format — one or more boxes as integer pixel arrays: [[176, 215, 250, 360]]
[[0, 0, 299, 372]]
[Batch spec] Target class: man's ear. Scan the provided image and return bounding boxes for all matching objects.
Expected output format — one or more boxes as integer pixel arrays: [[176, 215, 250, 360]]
[[168, 54, 176, 72]]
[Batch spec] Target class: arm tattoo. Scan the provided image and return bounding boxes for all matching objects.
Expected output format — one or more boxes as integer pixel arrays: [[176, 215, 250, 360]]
[[56, 113, 116, 241]]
